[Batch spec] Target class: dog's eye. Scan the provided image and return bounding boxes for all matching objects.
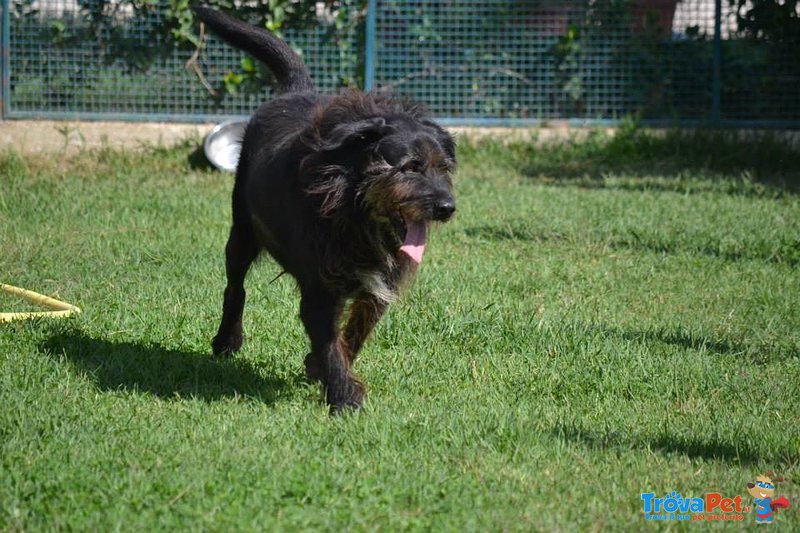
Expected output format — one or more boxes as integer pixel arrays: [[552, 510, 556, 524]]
[[401, 160, 423, 173]]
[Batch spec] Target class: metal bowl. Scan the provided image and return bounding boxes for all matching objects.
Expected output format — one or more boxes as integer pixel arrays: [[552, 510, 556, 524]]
[[203, 119, 248, 172]]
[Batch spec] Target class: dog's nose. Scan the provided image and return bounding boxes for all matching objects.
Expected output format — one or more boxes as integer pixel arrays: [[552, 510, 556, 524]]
[[433, 200, 456, 221]]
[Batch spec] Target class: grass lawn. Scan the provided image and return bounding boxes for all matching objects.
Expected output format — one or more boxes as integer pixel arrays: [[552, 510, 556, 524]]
[[1, 127, 799, 530]]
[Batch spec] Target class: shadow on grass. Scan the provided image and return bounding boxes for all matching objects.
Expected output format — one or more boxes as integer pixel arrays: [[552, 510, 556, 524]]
[[462, 224, 800, 267], [550, 423, 769, 465], [462, 225, 561, 244], [613, 326, 746, 358], [464, 126, 800, 196], [42, 331, 300, 404], [586, 322, 796, 364], [605, 234, 800, 267]]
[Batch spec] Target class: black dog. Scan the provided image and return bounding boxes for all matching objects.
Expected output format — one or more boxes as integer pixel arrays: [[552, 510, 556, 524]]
[[194, 7, 456, 412]]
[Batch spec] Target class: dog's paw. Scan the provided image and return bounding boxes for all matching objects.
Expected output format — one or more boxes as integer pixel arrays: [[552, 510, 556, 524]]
[[327, 379, 364, 415], [211, 331, 243, 356]]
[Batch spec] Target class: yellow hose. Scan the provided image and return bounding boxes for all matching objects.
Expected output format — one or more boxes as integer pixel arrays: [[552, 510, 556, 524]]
[[0, 283, 81, 322]]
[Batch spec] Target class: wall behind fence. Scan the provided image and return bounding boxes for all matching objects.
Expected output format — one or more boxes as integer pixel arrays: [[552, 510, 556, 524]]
[[1, 0, 799, 126]]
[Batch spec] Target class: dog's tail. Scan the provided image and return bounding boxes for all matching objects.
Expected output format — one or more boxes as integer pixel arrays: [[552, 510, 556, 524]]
[[192, 6, 314, 93]]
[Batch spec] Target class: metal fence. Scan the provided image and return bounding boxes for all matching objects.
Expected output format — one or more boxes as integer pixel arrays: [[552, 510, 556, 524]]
[[1, 0, 799, 127]]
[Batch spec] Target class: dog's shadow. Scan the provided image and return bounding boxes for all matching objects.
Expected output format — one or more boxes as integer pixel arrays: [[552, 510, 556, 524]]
[[41, 331, 298, 404]]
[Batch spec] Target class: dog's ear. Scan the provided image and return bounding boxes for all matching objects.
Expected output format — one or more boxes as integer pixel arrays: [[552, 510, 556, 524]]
[[421, 119, 456, 164], [322, 117, 389, 152]]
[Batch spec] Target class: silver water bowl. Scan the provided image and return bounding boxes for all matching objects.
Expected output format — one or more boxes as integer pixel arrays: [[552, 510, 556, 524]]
[[203, 119, 248, 172]]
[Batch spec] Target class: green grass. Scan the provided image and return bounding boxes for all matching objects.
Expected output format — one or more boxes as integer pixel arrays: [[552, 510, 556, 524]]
[[1, 129, 799, 530]]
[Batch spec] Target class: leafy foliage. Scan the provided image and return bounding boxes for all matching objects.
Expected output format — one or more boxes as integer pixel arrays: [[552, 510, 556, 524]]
[[729, 0, 800, 44], [13, 0, 365, 96]]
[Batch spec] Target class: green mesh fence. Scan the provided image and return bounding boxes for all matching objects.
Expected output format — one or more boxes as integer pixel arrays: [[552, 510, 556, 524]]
[[2, 0, 799, 126], [3, 0, 361, 121], [373, 0, 799, 125]]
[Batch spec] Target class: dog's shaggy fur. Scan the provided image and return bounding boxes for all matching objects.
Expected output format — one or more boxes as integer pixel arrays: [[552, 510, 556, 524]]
[[194, 7, 456, 412]]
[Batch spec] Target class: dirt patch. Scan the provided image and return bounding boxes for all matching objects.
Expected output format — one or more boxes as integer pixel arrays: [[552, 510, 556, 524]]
[[0, 119, 601, 153], [0, 120, 215, 154], [1, 119, 797, 153]]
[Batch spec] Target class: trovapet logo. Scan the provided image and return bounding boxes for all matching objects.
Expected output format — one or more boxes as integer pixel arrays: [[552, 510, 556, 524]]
[[641, 491, 747, 522], [641, 472, 792, 524]]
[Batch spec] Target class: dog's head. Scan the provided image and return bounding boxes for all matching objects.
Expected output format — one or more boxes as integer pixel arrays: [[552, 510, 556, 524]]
[[303, 102, 456, 264]]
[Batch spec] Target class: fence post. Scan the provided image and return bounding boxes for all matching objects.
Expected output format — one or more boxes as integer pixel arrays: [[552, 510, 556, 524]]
[[364, 0, 376, 91], [711, 0, 722, 126], [1, 0, 10, 119]]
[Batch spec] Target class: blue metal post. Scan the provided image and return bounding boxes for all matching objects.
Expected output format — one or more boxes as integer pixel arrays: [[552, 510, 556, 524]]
[[711, 0, 722, 125], [1, 0, 10, 118], [364, 0, 377, 91]]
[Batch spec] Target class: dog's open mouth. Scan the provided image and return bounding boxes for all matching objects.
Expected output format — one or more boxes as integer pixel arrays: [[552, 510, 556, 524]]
[[393, 212, 427, 264]]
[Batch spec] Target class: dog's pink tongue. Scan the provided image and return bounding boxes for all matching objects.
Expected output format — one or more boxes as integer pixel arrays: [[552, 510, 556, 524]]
[[400, 222, 427, 264]]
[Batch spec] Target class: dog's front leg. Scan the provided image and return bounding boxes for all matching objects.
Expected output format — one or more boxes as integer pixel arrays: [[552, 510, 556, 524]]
[[343, 294, 388, 364], [299, 287, 364, 412], [212, 223, 259, 356]]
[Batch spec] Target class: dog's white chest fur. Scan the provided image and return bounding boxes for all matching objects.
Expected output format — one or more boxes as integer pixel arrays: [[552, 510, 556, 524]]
[[358, 270, 397, 304]]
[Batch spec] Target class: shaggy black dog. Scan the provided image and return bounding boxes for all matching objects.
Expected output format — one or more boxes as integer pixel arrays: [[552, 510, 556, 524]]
[[194, 6, 456, 412]]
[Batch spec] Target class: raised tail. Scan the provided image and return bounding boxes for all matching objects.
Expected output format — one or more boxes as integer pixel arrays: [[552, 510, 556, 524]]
[[192, 5, 314, 93]]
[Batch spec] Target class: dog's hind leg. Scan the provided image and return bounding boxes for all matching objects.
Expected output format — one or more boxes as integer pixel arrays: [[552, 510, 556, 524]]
[[212, 222, 259, 356], [299, 286, 364, 412], [343, 294, 387, 364]]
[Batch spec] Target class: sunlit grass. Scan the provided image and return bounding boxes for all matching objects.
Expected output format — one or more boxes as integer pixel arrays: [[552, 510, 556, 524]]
[[1, 129, 799, 530]]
